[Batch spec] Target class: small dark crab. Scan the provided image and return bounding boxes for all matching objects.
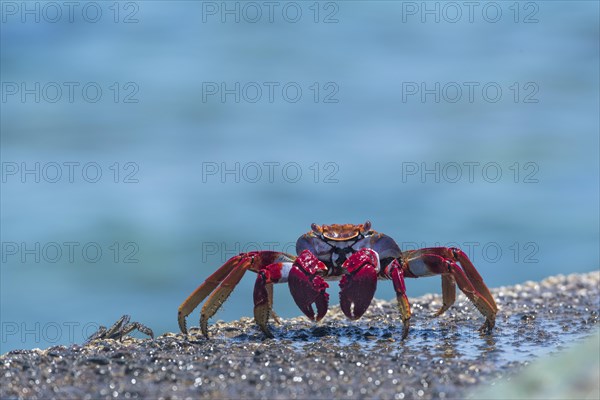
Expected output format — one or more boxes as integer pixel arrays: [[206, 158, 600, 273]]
[[178, 221, 498, 339], [87, 315, 154, 342]]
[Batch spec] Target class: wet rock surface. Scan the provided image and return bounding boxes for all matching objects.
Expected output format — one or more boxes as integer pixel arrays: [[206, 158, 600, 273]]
[[2, 271, 599, 399]]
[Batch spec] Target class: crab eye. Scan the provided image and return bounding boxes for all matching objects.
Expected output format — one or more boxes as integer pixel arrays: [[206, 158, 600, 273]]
[[311, 223, 322, 234], [362, 220, 372, 232]]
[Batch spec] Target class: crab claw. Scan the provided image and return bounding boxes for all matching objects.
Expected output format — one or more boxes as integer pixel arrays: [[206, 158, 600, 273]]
[[339, 248, 379, 320], [288, 250, 330, 321]]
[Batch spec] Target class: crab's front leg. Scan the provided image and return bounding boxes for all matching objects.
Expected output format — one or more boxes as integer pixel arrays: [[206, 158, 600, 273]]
[[403, 247, 497, 333]]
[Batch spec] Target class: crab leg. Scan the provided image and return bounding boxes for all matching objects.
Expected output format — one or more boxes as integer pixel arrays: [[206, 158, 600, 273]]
[[178, 251, 296, 338], [382, 259, 412, 339], [404, 249, 497, 332], [253, 261, 294, 338], [178, 256, 240, 333], [199, 255, 255, 337], [118, 321, 155, 341], [266, 284, 281, 324], [405, 247, 497, 313], [433, 274, 457, 317], [425, 247, 497, 313], [87, 315, 154, 342], [449, 248, 498, 313]]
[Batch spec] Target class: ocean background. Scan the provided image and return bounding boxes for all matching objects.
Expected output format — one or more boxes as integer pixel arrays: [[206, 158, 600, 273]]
[[1, 1, 598, 352]]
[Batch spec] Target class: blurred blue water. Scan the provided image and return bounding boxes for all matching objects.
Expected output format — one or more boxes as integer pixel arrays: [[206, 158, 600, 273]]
[[1, 1, 598, 352]]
